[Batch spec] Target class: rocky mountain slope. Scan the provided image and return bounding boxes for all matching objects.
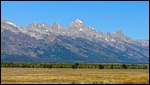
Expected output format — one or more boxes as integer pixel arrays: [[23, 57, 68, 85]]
[[1, 19, 149, 63]]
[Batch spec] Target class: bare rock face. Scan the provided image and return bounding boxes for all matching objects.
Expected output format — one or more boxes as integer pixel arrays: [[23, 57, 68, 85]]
[[1, 19, 149, 63]]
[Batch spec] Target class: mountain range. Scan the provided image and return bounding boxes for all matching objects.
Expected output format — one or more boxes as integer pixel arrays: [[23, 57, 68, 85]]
[[1, 19, 149, 63]]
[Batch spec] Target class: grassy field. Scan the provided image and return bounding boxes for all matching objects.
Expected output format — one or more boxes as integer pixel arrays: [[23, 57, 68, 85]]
[[1, 68, 149, 84]]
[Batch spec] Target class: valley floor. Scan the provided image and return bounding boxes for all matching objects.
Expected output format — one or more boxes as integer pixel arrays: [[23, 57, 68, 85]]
[[1, 68, 149, 84]]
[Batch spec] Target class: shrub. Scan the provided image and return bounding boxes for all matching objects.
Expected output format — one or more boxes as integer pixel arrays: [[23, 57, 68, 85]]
[[72, 63, 79, 69], [99, 64, 104, 69], [122, 64, 127, 69]]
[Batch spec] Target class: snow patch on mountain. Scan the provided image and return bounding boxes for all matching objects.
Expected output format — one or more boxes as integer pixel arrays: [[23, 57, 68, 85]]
[[76, 19, 83, 23], [79, 28, 83, 31], [6, 21, 17, 27]]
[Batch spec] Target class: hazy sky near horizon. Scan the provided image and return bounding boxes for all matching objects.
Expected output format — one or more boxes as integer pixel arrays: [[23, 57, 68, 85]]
[[1, 1, 149, 40]]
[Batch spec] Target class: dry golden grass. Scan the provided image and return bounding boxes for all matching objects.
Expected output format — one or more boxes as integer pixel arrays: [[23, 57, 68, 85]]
[[1, 68, 149, 84]]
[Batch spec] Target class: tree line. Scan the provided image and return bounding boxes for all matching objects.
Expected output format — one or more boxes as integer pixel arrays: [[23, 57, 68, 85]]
[[1, 62, 149, 69]]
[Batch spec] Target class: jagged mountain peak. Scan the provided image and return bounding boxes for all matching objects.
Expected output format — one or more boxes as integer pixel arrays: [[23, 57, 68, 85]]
[[32, 22, 39, 25], [52, 22, 61, 27], [115, 30, 123, 34], [1, 18, 149, 63], [1, 19, 18, 27], [75, 18, 83, 23], [27, 22, 38, 26], [26, 22, 44, 29], [31, 22, 41, 26], [51, 22, 65, 30], [67, 19, 86, 29], [114, 30, 125, 36], [1, 19, 20, 33], [69, 18, 84, 25]]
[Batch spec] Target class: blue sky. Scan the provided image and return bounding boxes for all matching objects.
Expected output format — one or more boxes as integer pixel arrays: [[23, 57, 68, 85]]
[[1, 1, 149, 40]]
